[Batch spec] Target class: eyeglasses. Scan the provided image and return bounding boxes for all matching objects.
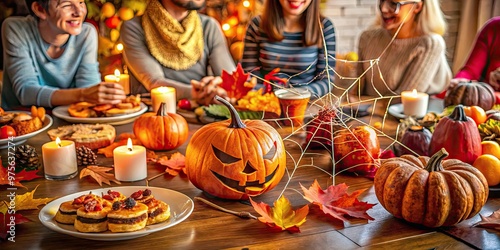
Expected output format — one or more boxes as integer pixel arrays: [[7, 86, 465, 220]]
[[379, 0, 422, 14]]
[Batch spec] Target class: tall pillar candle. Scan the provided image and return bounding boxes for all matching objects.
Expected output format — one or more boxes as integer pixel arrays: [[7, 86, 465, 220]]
[[113, 138, 147, 182], [104, 69, 130, 95], [42, 137, 78, 180], [401, 89, 429, 117], [151, 86, 176, 114]]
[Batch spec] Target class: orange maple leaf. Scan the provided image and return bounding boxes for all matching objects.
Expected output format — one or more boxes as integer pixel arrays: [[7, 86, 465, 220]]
[[0, 166, 41, 189], [220, 63, 254, 100], [300, 180, 375, 222], [250, 196, 309, 233], [97, 137, 142, 158], [156, 152, 186, 176], [80, 165, 121, 186]]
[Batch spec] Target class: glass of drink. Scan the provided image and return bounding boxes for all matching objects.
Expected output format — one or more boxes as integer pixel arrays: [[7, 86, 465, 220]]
[[274, 87, 311, 127]]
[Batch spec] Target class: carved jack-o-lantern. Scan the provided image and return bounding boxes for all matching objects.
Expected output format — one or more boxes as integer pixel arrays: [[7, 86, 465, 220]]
[[185, 96, 286, 200]]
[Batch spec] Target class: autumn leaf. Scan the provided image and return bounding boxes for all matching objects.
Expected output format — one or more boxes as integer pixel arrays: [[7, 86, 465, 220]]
[[263, 68, 288, 94], [220, 63, 253, 100], [147, 150, 158, 162], [249, 196, 309, 233], [8, 185, 54, 211], [473, 209, 500, 230], [117, 133, 136, 140], [156, 152, 186, 176], [0, 166, 41, 189], [80, 165, 121, 186], [0, 201, 31, 240], [97, 137, 142, 158], [300, 180, 375, 222]]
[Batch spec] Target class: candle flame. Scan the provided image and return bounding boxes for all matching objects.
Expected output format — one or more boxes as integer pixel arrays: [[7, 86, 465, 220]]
[[55, 137, 61, 147], [243, 0, 250, 7], [116, 43, 123, 52], [114, 69, 121, 83], [127, 138, 133, 152], [412, 89, 418, 96], [222, 23, 230, 31]]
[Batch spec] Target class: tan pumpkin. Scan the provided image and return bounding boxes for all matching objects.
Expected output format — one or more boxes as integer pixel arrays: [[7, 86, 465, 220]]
[[133, 102, 189, 150], [185, 96, 286, 200], [374, 148, 488, 227]]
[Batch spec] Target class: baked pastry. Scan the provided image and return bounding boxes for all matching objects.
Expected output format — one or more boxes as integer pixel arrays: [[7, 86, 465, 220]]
[[107, 198, 148, 232], [10, 114, 42, 135], [145, 198, 170, 225], [47, 124, 116, 150], [102, 190, 126, 203], [68, 102, 97, 118], [67, 95, 142, 118], [130, 189, 155, 204], [74, 197, 112, 233], [54, 193, 98, 224]]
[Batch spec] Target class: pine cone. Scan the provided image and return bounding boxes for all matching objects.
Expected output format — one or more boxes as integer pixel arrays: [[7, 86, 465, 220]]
[[76, 146, 97, 166], [15, 145, 40, 171]]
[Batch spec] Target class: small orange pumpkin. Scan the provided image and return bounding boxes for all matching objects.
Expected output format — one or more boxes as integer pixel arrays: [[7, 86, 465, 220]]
[[133, 102, 189, 150], [374, 148, 488, 227], [185, 96, 286, 200]]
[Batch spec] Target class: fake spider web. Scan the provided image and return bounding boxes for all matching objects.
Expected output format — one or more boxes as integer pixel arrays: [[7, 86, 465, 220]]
[[246, 10, 421, 200]]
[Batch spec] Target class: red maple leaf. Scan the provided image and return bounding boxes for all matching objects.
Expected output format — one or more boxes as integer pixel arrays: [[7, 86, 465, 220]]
[[250, 196, 309, 233], [0, 166, 41, 189], [300, 180, 375, 222], [0, 211, 31, 240], [263, 68, 288, 93], [220, 63, 253, 100], [156, 152, 186, 176]]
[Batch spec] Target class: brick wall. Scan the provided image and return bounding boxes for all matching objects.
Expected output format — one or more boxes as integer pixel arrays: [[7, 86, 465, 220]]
[[323, 0, 462, 65]]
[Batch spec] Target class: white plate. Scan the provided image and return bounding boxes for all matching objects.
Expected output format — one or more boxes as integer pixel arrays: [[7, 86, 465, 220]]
[[0, 113, 53, 149], [388, 98, 444, 119], [39, 186, 194, 241], [52, 103, 148, 125]]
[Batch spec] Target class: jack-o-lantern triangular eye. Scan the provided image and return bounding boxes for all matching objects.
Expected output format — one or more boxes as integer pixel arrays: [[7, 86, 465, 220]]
[[263, 142, 277, 160], [212, 145, 240, 164]]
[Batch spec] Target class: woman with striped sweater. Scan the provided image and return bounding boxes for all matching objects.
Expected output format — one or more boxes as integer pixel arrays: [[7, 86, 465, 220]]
[[241, 0, 336, 100]]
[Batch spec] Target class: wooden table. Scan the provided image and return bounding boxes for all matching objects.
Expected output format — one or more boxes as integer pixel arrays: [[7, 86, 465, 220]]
[[1, 112, 499, 250]]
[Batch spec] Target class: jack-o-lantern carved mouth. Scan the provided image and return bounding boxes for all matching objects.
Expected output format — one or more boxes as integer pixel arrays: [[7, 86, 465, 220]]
[[211, 167, 279, 193]]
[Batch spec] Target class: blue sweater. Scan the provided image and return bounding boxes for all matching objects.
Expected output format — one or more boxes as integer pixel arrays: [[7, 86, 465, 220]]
[[241, 16, 336, 99], [1, 16, 101, 109]]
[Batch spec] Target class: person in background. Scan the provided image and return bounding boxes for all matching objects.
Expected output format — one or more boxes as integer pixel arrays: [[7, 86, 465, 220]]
[[1, 0, 125, 109], [120, 0, 235, 106], [353, 0, 451, 98], [453, 16, 500, 90], [241, 0, 336, 100]]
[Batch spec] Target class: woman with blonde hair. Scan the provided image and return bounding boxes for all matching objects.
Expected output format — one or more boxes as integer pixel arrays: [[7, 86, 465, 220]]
[[354, 0, 451, 98]]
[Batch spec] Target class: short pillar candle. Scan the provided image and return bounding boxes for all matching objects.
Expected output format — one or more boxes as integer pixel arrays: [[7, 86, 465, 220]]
[[151, 86, 176, 114], [42, 137, 78, 180], [401, 89, 429, 117], [113, 138, 147, 182]]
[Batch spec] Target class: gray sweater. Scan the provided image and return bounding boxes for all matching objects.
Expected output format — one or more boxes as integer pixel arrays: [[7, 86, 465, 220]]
[[120, 15, 236, 100], [357, 28, 451, 97]]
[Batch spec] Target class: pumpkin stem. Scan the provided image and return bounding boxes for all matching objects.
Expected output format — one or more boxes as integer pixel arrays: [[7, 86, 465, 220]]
[[426, 148, 448, 172], [157, 102, 168, 116], [215, 96, 246, 128], [449, 105, 468, 122]]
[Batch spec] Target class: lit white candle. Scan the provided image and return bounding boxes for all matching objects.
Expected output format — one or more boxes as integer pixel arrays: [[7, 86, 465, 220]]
[[42, 137, 78, 180], [151, 86, 176, 114], [401, 89, 429, 117], [104, 69, 130, 95], [113, 138, 147, 182]]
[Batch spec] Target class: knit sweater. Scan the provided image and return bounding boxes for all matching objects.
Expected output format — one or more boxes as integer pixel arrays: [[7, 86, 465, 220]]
[[357, 28, 451, 97], [455, 17, 500, 85], [241, 16, 336, 99], [1, 16, 101, 109], [120, 15, 235, 100]]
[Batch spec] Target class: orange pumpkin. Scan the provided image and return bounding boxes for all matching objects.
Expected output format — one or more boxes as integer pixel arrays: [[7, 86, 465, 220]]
[[185, 96, 286, 200], [133, 102, 189, 150], [374, 148, 488, 227]]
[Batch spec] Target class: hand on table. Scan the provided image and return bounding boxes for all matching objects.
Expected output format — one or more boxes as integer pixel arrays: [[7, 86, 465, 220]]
[[191, 76, 229, 106], [490, 68, 500, 90], [81, 82, 126, 104]]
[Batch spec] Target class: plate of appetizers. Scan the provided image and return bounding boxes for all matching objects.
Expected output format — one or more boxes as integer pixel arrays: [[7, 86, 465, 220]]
[[0, 112, 53, 149], [39, 186, 194, 241], [53, 102, 148, 125]]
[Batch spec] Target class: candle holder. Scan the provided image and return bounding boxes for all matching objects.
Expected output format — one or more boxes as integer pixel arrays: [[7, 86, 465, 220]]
[[42, 138, 78, 180]]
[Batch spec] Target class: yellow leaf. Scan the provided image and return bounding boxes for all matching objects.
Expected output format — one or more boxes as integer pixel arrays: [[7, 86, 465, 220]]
[[14, 185, 55, 211], [250, 195, 308, 233]]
